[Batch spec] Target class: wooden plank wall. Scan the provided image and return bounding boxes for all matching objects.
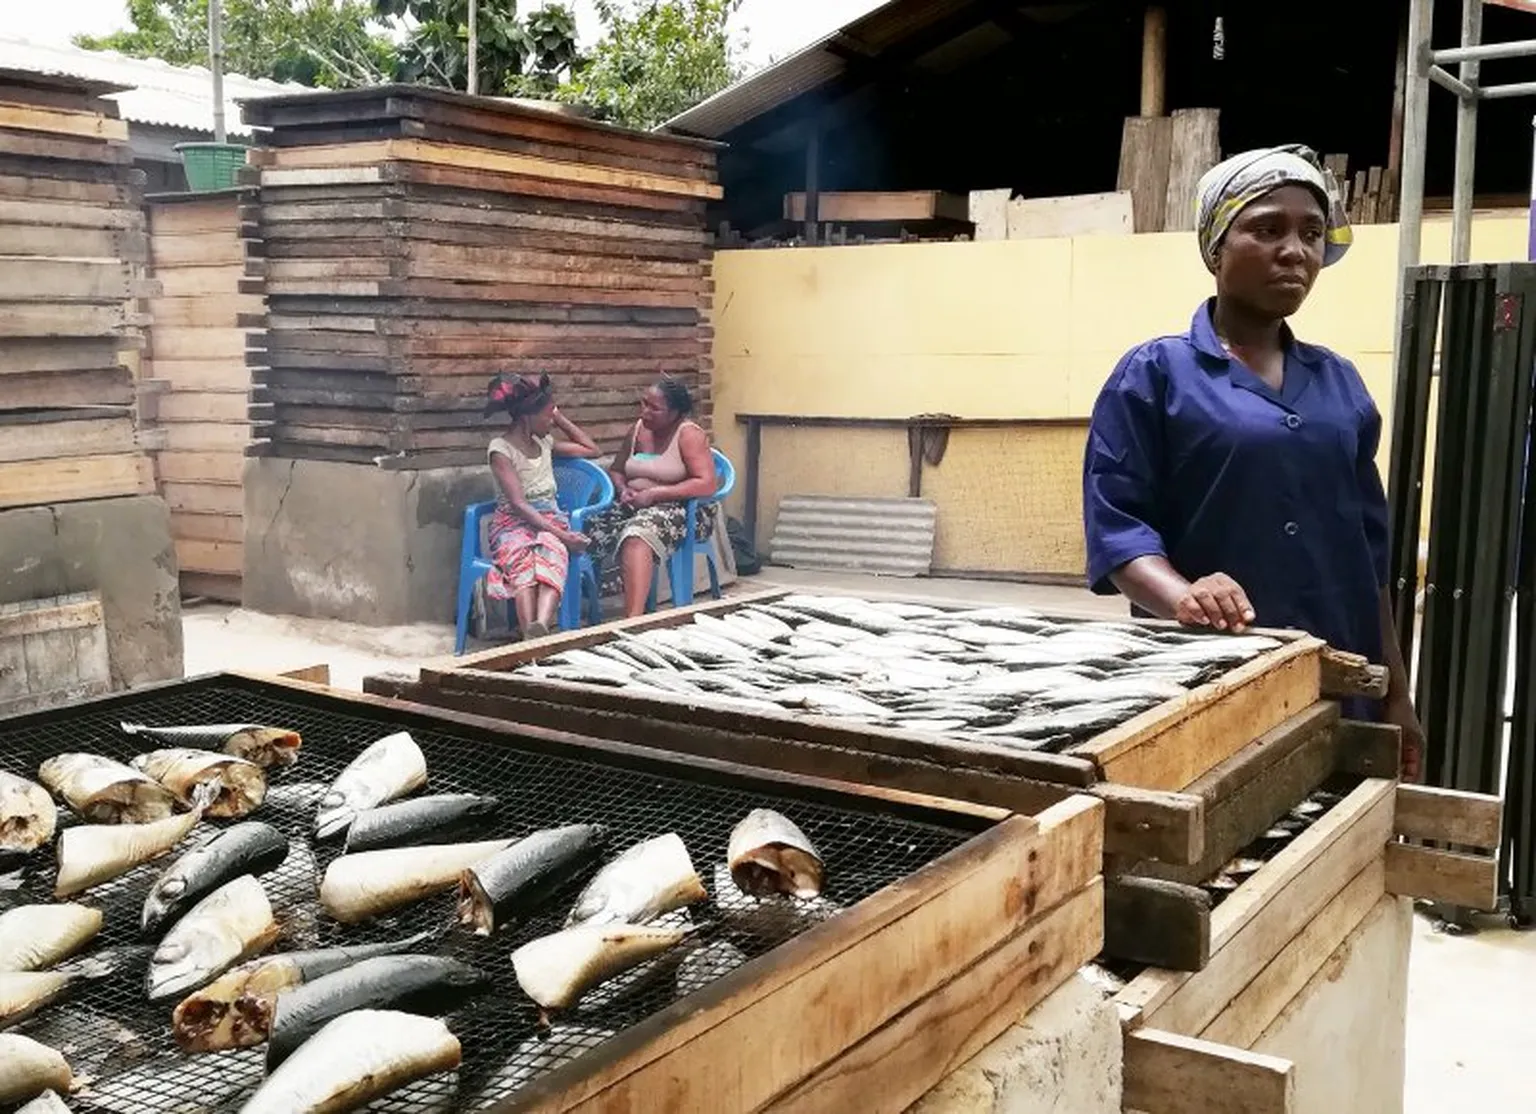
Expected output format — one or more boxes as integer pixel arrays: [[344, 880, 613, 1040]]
[[0, 75, 155, 509], [240, 87, 722, 468], [143, 192, 257, 602]]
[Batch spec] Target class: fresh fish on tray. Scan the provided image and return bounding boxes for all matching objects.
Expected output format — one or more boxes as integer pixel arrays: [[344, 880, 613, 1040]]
[[975, 699, 1159, 740], [313, 730, 428, 840], [0, 1033, 73, 1105], [567, 832, 706, 927], [0, 771, 56, 862], [142, 821, 289, 937], [241, 1009, 461, 1114], [1136, 635, 1282, 667], [343, 793, 500, 854], [0, 904, 101, 971], [514, 924, 691, 1012], [728, 809, 824, 899], [38, 753, 178, 824], [54, 805, 204, 898], [130, 749, 267, 818], [120, 721, 302, 769], [771, 685, 892, 720], [609, 633, 678, 671], [724, 609, 795, 642], [265, 955, 488, 1071], [171, 931, 432, 1053], [320, 838, 515, 923], [694, 612, 779, 652], [147, 874, 278, 1000], [1036, 677, 1189, 707], [458, 823, 607, 936]]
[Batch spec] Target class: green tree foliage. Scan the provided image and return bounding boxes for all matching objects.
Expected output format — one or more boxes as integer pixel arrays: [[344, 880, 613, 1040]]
[[558, 0, 743, 130], [74, 0, 395, 88], [374, 0, 579, 96]]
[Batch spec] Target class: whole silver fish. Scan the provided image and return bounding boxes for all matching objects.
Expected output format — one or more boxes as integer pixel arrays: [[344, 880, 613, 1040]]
[[976, 699, 1154, 739], [876, 631, 971, 655], [241, 1009, 461, 1114], [937, 623, 1043, 647], [728, 809, 824, 898], [142, 822, 289, 937], [728, 609, 796, 641], [54, 807, 204, 898], [1137, 635, 1282, 667], [693, 612, 778, 652], [863, 601, 946, 620], [120, 722, 301, 770], [1037, 677, 1189, 707], [772, 685, 891, 719], [609, 633, 677, 671], [170, 931, 432, 1053], [0, 904, 102, 971], [146, 875, 278, 1000], [566, 832, 706, 927], [514, 924, 690, 1011], [130, 749, 266, 819], [0, 772, 56, 861], [37, 753, 177, 824], [314, 731, 428, 840], [0, 1033, 73, 1105], [319, 838, 515, 924]]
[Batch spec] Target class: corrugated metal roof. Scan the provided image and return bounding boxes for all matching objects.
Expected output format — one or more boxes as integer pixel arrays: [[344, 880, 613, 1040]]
[[663, 0, 985, 139], [769, 496, 938, 578], [0, 36, 308, 137]]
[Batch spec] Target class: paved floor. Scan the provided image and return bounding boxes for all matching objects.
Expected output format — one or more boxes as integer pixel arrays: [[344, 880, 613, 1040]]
[[182, 568, 1535, 1112]]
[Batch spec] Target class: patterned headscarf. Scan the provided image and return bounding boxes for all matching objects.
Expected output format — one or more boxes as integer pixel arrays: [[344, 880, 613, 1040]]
[[483, 372, 553, 418], [1194, 145, 1352, 272]]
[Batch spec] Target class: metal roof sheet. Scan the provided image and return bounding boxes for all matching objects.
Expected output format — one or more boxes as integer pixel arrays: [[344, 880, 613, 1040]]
[[0, 36, 308, 137]]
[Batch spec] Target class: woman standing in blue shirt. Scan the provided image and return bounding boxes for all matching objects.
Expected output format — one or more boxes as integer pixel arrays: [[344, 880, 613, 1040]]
[[1082, 145, 1422, 778]]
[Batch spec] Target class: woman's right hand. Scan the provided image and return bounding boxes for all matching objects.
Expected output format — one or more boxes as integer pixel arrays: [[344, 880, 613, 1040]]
[[560, 530, 590, 553], [1174, 573, 1255, 632]]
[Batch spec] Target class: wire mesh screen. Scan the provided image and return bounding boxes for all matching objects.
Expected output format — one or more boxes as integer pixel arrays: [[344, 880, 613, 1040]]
[[0, 678, 976, 1113]]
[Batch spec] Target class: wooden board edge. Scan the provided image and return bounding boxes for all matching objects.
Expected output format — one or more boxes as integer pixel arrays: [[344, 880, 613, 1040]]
[[1393, 784, 1503, 848], [1104, 874, 1211, 971], [1383, 841, 1499, 910], [276, 663, 331, 686], [1123, 1028, 1296, 1114], [1089, 782, 1205, 865], [759, 879, 1104, 1114], [1318, 647, 1390, 700]]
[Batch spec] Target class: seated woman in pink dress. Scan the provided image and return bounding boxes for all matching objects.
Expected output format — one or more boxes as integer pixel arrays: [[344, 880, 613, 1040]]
[[483, 373, 601, 639], [582, 377, 719, 617]]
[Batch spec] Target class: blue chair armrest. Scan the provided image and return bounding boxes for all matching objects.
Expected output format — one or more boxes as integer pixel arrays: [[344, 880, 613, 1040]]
[[462, 501, 496, 563]]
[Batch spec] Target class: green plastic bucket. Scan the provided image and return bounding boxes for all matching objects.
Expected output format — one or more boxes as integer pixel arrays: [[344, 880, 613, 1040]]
[[175, 142, 248, 191]]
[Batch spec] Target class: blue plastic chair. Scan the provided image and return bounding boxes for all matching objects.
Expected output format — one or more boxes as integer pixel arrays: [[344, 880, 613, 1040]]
[[453, 457, 615, 654], [647, 448, 736, 612]]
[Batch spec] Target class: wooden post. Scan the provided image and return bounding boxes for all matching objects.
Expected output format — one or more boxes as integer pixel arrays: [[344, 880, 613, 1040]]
[[1141, 6, 1168, 118], [743, 417, 762, 550]]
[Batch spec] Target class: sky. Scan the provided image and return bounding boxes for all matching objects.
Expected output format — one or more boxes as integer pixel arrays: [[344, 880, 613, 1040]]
[[17, 0, 888, 72]]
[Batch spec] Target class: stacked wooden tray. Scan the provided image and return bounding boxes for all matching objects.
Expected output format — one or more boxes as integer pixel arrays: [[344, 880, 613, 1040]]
[[371, 588, 1508, 1113], [0, 70, 155, 510], [143, 189, 261, 601], [238, 86, 721, 468]]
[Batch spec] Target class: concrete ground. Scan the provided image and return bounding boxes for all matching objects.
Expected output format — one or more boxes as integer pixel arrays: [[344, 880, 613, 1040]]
[[182, 567, 1536, 1112]]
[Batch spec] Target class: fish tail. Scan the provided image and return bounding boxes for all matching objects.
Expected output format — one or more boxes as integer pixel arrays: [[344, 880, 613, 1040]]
[[120, 721, 145, 736]]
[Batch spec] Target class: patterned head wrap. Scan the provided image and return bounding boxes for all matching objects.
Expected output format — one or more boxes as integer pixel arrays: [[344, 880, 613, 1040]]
[[484, 372, 553, 418], [1194, 145, 1352, 272]]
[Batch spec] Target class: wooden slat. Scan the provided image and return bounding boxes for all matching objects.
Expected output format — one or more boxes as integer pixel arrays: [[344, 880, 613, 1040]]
[[1089, 782, 1204, 865], [162, 481, 241, 516], [762, 880, 1103, 1114], [150, 234, 247, 268], [511, 798, 1100, 1114], [0, 258, 134, 303], [0, 416, 135, 463], [170, 511, 243, 544], [1104, 875, 1210, 971], [1384, 842, 1499, 910], [1116, 115, 1173, 232], [156, 451, 246, 484], [1134, 703, 1341, 885], [156, 264, 247, 298], [175, 537, 242, 576], [0, 223, 145, 260], [0, 302, 143, 338], [0, 367, 132, 409], [1116, 778, 1396, 1030], [147, 295, 261, 328], [782, 191, 968, 223], [0, 198, 142, 230], [0, 103, 127, 141], [1333, 718, 1401, 778], [254, 138, 722, 201], [1199, 856, 1386, 1049], [0, 594, 102, 639], [1068, 639, 1325, 790], [1162, 108, 1221, 233], [146, 358, 251, 393], [0, 453, 152, 508], [1319, 647, 1390, 700], [150, 327, 250, 361], [1123, 1028, 1295, 1114], [1393, 784, 1503, 848]]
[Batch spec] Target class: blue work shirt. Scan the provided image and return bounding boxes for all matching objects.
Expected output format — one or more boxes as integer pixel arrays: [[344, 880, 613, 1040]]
[[1083, 300, 1391, 675]]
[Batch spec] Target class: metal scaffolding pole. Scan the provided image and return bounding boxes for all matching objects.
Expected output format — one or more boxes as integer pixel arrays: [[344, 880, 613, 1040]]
[[1452, 0, 1483, 262], [1396, 0, 1435, 343]]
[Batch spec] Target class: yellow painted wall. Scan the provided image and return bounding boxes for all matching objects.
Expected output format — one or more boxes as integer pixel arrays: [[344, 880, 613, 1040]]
[[713, 214, 1530, 577]]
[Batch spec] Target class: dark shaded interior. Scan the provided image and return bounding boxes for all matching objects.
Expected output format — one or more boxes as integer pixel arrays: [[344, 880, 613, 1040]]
[[694, 0, 1536, 235]]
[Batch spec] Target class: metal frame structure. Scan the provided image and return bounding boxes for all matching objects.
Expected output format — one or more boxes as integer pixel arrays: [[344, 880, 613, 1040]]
[[1400, 0, 1536, 287]]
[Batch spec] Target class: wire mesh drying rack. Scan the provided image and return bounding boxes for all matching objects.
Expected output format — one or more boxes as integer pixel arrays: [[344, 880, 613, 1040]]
[[0, 674, 979, 1113]]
